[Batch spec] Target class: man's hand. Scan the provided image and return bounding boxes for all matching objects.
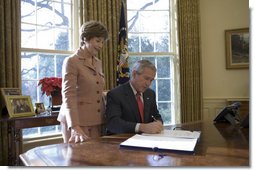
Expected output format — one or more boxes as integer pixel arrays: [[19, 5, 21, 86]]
[[139, 121, 163, 134], [68, 126, 90, 143]]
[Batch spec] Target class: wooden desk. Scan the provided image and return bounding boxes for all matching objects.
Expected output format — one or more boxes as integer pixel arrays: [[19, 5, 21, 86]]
[[0, 112, 59, 165], [19, 121, 249, 166]]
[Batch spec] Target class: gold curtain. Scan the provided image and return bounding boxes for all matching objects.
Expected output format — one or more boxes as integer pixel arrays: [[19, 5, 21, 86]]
[[177, 0, 203, 123], [0, 0, 21, 165], [79, 0, 125, 90]]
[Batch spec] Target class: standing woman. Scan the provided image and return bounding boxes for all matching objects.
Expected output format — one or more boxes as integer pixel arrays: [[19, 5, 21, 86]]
[[58, 21, 109, 143]]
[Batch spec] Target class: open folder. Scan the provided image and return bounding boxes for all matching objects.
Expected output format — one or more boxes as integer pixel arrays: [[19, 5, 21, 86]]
[[120, 130, 201, 152]]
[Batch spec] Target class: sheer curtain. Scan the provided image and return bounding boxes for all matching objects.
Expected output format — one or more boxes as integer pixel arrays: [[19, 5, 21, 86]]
[[177, 0, 203, 123], [0, 0, 21, 165], [79, 0, 125, 90]]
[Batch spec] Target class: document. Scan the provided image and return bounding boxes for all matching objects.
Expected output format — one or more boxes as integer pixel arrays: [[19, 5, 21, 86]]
[[142, 130, 201, 139], [120, 130, 201, 152]]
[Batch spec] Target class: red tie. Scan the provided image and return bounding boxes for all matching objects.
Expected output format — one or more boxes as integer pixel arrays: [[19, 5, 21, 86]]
[[136, 92, 144, 123]]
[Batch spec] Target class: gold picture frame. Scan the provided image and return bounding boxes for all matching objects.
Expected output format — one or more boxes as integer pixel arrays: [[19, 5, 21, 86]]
[[0, 88, 22, 115], [225, 28, 249, 69], [6, 95, 35, 118], [0, 88, 21, 96]]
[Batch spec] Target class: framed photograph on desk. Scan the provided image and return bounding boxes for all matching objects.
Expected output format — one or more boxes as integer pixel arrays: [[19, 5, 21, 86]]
[[6, 95, 35, 118], [225, 28, 249, 69], [35, 102, 45, 114], [0, 87, 22, 103], [0, 88, 22, 115]]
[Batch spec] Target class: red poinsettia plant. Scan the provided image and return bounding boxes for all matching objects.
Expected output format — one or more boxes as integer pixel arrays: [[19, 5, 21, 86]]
[[38, 77, 62, 96]]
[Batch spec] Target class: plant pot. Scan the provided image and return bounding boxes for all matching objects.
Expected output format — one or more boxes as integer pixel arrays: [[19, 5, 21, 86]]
[[50, 90, 62, 111]]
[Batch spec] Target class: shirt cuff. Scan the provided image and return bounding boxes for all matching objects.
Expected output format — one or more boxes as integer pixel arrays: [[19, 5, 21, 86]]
[[135, 123, 140, 133]]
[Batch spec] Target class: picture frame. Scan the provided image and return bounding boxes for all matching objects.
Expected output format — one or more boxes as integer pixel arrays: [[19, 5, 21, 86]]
[[0, 88, 21, 96], [35, 102, 45, 114], [0, 88, 22, 115], [5, 95, 35, 118], [225, 28, 249, 69]]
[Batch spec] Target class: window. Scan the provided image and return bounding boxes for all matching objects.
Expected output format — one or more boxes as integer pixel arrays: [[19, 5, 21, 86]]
[[127, 0, 179, 125], [21, 0, 78, 137]]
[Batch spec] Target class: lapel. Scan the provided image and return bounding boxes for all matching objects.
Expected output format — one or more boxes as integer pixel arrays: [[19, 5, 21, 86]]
[[76, 48, 97, 72], [123, 83, 142, 122]]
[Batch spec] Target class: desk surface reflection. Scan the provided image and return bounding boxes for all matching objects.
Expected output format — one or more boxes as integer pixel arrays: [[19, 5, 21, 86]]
[[20, 121, 249, 166]]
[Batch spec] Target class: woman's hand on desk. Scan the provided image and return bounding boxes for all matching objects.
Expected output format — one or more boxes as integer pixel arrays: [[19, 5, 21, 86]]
[[69, 126, 90, 143], [139, 121, 163, 134]]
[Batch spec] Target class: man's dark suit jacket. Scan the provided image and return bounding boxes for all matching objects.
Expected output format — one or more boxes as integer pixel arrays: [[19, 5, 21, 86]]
[[105, 82, 163, 134]]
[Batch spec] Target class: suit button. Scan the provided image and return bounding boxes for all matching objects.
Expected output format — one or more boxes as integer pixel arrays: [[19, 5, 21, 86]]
[[97, 100, 100, 103], [96, 81, 99, 84], [97, 91, 100, 94], [97, 109, 101, 112]]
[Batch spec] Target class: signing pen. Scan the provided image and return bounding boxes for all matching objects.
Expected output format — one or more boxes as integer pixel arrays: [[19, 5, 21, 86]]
[[151, 115, 157, 121]]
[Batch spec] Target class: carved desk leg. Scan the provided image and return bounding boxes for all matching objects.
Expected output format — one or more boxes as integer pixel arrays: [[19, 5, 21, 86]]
[[7, 120, 22, 166], [14, 128, 22, 166], [7, 121, 16, 165], [0, 121, 9, 165]]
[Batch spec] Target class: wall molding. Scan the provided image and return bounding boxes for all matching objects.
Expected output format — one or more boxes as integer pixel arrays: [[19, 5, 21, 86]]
[[203, 97, 249, 121]]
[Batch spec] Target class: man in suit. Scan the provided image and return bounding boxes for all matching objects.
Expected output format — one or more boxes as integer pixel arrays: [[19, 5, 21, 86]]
[[105, 60, 163, 134]]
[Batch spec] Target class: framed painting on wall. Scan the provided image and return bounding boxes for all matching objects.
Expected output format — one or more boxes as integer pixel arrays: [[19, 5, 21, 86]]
[[225, 28, 249, 69]]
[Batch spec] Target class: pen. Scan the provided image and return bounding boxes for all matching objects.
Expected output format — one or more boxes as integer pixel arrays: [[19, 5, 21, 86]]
[[151, 115, 157, 121]]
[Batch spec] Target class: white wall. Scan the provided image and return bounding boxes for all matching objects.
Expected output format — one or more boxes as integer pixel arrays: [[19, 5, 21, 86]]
[[200, 0, 249, 120], [200, 0, 249, 98]]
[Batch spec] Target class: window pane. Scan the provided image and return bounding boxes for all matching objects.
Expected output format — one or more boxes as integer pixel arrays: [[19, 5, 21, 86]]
[[36, 1, 54, 26], [23, 127, 38, 137], [39, 54, 55, 78], [158, 79, 171, 101], [21, 0, 36, 23], [23, 125, 61, 137], [128, 34, 139, 53], [141, 34, 154, 52], [54, 0, 72, 3], [155, 34, 169, 52], [56, 55, 68, 77], [157, 57, 171, 78], [40, 125, 58, 134], [21, 52, 37, 80], [138, 11, 169, 33], [22, 80, 37, 104], [37, 25, 54, 49], [158, 102, 171, 124], [143, 56, 155, 65], [21, 24, 36, 48], [150, 80, 156, 91], [127, 0, 169, 10], [153, 0, 169, 10], [128, 11, 168, 33], [55, 28, 71, 50], [54, 2, 72, 28]]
